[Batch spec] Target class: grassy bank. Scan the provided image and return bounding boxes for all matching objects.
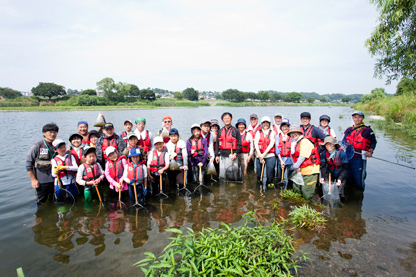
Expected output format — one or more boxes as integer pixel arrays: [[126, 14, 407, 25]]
[[215, 101, 349, 107], [356, 94, 416, 137]]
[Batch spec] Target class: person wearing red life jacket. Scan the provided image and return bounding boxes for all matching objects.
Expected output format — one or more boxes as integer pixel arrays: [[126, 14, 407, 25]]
[[254, 116, 276, 186], [77, 121, 89, 144], [275, 118, 294, 187], [122, 132, 146, 161], [272, 113, 283, 135], [299, 112, 327, 148], [51, 139, 79, 201], [187, 124, 208, 184], [87, 130, 100, 147], [95, 123, 126, 166], [246, 114, 261, 137], [134, 118, 154, 156], [236, 118, 253, 176], [147, 136, 170, 195], [289, 126, 321, 201], [121, 120, 133, 144], [166, 128, 188, 189], [342, 111, 377, 191], [215, 112, 242, 179], [104, 146, 128, 194], [122, 148, 147, 205], [318, 115, 337, 138], [69, 133, 85, 166]]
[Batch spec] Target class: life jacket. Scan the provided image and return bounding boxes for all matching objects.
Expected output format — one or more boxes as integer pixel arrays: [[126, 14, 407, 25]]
[[126, 161, 145, 183], [82, 162, 101, 181], [203, 132, 211, 146], [218, 127, 237, 151], [138, 131, 151, 154], [319, 126, 332, 137], [34, 140, 55, 170], [190, 138, 204, 157], [278, 133, 291, 157], [240, 132, 250, 153], [345, 125, 371, 151], [258, 130, 275, 154], [107, 156, 126, 181], [174, 144, 184, 165], [102, 136, 118, 160], [301, 125, 318, 147], [325, 150, 343, 170], [273, 125, 280, 135], [149, 149, 166, 173], [121, 131, 128, 143], [247, 125, 261, 137], [292, 138, 321, 168], [53, 155, 75, 178], [70, 148, 84, 165]]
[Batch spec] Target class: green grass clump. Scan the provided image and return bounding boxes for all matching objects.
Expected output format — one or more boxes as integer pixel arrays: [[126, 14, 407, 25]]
[[289, 204, 326, 230], [135, 213, 307, 276], [280, 189, 303, 200]]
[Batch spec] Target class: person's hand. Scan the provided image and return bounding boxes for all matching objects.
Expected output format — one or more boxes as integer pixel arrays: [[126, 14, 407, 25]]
[[87, 180, 95, 186], [259, 154, 265, 160], [210, 157, 215, 163], [158, 169, 164, 175], [364, 151, 373, 158], [94, 178, 101, 186], [320, 178, 324, 184], [52, 167, 60, 174], [260, 158, 265, 164], [114, 182, 120, 188], [246, 155, 251, 163], [149, 175, 155, 183], [215, 156, 219, 164], [230, 153, 237, 162], [183, 166, 188, 171], [337, 180, 342, 186], [57, 166, 68, 171], [191, 149, 195, 155], [280, 162, 285, 169], [31, 179, 40, 189], [129, 178, 136, 185], [198, 162, 203, 167]]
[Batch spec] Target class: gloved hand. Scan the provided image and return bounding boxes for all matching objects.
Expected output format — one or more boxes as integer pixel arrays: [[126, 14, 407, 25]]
[[56, 165, 68, 171], [143, 188, 147, 196], [129, 178, 136, 184], [52, 167, 60, 174]]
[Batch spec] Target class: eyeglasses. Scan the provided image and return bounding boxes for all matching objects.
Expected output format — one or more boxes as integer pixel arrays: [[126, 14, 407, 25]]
[[164, 121, 171, 123]]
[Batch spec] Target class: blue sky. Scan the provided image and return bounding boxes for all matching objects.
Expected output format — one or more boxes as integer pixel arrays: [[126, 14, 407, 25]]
[[0, 0, 397, 94]]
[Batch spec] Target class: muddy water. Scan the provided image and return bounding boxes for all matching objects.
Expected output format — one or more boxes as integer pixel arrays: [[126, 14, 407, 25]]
[[1, 106, 415, 276]]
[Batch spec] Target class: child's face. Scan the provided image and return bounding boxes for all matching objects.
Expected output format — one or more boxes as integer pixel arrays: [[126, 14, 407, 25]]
[[129, 137, 138, 147], [192, 128, 201, 138], [131, 155, 141, 163], [56, 144, 67, 156], [320, 119, 329, 128], [170, 134, 178, 143], [124, 122, 133, 132], [89, 135, 98, 144], [85, 153, 96, 164], [201, 123, 210, 134], [71, 137, 82, 147], [108, 151, 118, 162], [155, 142, 164, 152], [211, 125, 219, 132]]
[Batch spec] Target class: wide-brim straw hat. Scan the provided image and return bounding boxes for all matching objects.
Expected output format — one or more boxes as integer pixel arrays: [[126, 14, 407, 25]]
[[319, 136, 340, 147]]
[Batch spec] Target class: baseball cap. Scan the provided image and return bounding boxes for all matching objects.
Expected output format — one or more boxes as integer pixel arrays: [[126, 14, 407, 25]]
[[52, 139, 66, 149], [105, 146, 117, 157], [103, 123, 114, 130]]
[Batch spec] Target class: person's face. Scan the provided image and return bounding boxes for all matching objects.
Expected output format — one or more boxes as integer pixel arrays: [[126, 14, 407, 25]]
[[78, 124, 88, 135], [237, 123, 246, 132], [274, 116, 282, 125], [325, 143, 335, 152], [103, 127, 114, 137], [290, 132, 300, 140], [201, 123, 210, 134], [250, 117, 258, 126], [43, 131, 57, 142], [261, 121, 270, 130], [124, 122, 133, 132], [192, 128, 201, 138], [131, 155, 141, 163], [352, 115, 364, 125], [281, 124, 289, 134], [71, 137, 82, 148], [301, 117, 310, 126], [163, 119, 172, 128], [320, 119, 329, 128], [89, 135, 98, 144], [129, 137, 139, 147], [85, 153, 96, 164], [136, 122, 145, 132], [155, 142, 164, 151], [108, 151, 118, 162], [170, 134, 179, 143], [211, 125, 219, 132], [222, 115, 232, 125], [56, 144, 67, 156]]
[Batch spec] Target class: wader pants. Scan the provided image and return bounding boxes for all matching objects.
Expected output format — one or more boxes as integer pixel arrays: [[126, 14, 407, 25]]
[[293, 173, 318, 201]]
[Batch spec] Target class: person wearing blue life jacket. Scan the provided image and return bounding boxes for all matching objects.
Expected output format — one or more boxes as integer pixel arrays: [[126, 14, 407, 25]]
[[319, 136, 349, 199]]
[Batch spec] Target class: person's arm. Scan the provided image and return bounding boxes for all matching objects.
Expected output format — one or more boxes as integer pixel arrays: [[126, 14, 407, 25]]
[[314, 127, 327, 141], [95, 137, 103, 164], [254, 132, 261, 157], [76, 164, 87, 186], [330, 128, 337, 139], [274, 134, 281, 156], [338, 164, 348, 185], [160, 152, 169, 173], [208, 136, 215, 158], [201, 139, 208, 164], [121, 162, 130, 184], [68, 156, 79, 172], [186, 140, 192, 156], [264, 131, 276, 155], [148, 132, 155, 151], [117, 136, 127, 154], [96, 163, 105, 182], [142, 165, 148, 189], [104, 161, 117, 186], [248, 133, 254, 156], [214, 128, 221, 157], [51, 158, 58, 178], [234, 128, 242, 154]]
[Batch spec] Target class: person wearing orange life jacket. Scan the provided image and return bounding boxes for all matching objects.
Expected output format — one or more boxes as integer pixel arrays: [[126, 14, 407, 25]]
[[51, 139, 79, 201], [187, 124, 208, 184], [104, 146, 128, 193], [122, 148, 147, 205], [121, 120, 133, 144], [275, 118, 294, 187], [215, 112, 242, 179], [133, 118, 153, 156], [299, 112, 327, 148], [95, 123, 126, 166], [166, 128, 188, 189], [289, 126, 321, 201], [157, 116, 173, 144], [272, 113, 283, 135], [236, 118, 253, 176], [342, 111, 377, 191], [254, 116, 276, 186], [318, 115, 337, 138], [68, 133, 85, 166], [147, 136, 170, 195]]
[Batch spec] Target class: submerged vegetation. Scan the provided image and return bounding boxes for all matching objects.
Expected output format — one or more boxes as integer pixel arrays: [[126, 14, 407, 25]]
[[289, 205, 327, 230]]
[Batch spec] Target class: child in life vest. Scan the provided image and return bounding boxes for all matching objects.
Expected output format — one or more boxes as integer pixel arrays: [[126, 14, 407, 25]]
[[87, 130, 100, 147], [104, 146, 128, 194], [69, 133, 85, 165], [236, 118, 253, 176], [275, 118, 294, 187], [123, 132, 146, 161], [51, 139, 79, 201], [318, 115, 337, 138], [76, 147, 104, 206], [187, 124, 208, 185], [147, 136, 169, 195], [122, 148, 147, 205], [121, 120, 133, 143], [165, 128, 188, 189]]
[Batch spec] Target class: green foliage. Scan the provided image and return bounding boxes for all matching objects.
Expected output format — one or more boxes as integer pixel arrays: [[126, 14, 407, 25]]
[[366, 0, 416, 83], [307, 97, 315, 103], [222, 89, 247, 102], [396, 78, 416, 96], [361, 87, 387, 103], [284, 92, 303, 103], [31, 82, 66, 99], [183, 87, 199, 101], [81, 89, 97, 96], [341, 96, 351, 103], [174, 91, 183, 100], [270, 93, 282, 102], [289, 204, 326, 230], [257, 90, 270, 101], [245, 92, 258, 100], [135, 213, 307, 276], [320, 96, 329, 103], [127, 84, 140, 97], [0, 96, 39, 107], [0, 87, 22, 99], [140, 89, 156, 101], [280, 189, 303, 200], [76, 95, 110, 106]]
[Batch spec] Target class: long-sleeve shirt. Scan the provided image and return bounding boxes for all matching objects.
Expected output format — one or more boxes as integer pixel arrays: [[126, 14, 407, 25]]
[[165, 140, 188, 168], [51, 154, 79, 186], [214, 125, 242, 156], [134, 129, 154, 151], [201, 132, 214, 158], [95, 134, 126, 164], [26, 140, 55, 184], [254, 129, 276, 158], [122, 163, 147, 184], [76, 162, 104, 186], [104, 158, 128, 190], [343, 125, 377, 160], [187, 137, 208, 166]]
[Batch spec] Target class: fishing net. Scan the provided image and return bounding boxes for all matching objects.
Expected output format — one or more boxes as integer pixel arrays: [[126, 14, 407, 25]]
[[169, 160, 180, 171], [93, 113, 105, 127], [339, 140, 354, 160], [289, 171, 304, 186], [206, 162, 217, 176], [322, 181, 340, 201], [225, 164, 242, 182]]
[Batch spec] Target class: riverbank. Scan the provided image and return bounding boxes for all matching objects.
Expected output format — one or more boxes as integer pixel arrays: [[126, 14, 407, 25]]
[[355, 94, 416, 137]]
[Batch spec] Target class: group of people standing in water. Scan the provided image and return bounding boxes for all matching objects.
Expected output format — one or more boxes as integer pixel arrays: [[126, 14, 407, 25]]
[[26, 109, 376, 207]]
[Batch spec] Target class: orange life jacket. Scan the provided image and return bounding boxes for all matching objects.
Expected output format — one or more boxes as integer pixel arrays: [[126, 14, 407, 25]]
[[278, 133, 291, 157], [218, 127, 237, 150], [240, 132, 250, 153], [258, 130, 275, 154], [345, 125, 371, 151], [107, 156, 125, 181], [53, 155, 75, 178], [292, 138, 321, 168]]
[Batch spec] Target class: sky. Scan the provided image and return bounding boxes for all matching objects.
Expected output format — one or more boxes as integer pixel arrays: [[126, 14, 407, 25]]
[[0, 0, 398, 95]]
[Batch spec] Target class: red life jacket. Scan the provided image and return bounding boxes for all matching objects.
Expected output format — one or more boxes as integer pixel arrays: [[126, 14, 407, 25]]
[[70, 148, 84, 166], [319, 126, 332, 137], [174, 144, 184, 165], [82, 162, 101, 181], [325, 150, 343, 170], [53, 155, 75, 178], [126, 161, 145, 183], [218, 127, 237, 151], [240, 132, 250, 153], [258, 130, 275, 154], [273, 125, 279, 135], [345, 125, 371, 151], [247, 125, 261, 137], [203, 132, 211, 146], [301, 125, 318, 146], [138, 131, 151, 154], [278, 133, 291, 157], [102, 136, 118, 160], [121, 131, 128, 143], [107, 156, 126, 181], [190, 138, 204, 157], [149, 150, 166, 173], [292, 138, 321, 168]]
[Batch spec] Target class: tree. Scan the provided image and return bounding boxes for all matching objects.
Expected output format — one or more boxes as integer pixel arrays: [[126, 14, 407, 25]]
[[366, 0, 416, 83], [81, 89, 97, 96], [270, 93, 281, 102], [361, 87, 387, 103], [245, 92, 258, 100], [0, 87, 22, 98], [222, 89, 246, 102], [140, 89, 156, 101], [320, 96, 329, 103], [174, 91, 184, 100], [257, 90, 270, 102], [284, 92, 303, 103], [307, 97, 315, 103], [396, 77, 416, 96], [31, 82, 66, 99], [127, 84, 140, 97], [96, 77, 130, 103], [341, 96, 351, 103], [183, 87, 199, 101]]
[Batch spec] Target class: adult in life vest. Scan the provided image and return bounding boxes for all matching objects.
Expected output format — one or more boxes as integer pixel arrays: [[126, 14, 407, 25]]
[[104, 146, 128, 193], [147, 136, 170, 196], [121, 119, 133, 144], [157, 116, 173, 144], [26, 123, 59, 205], [187, 124, 208, 185], [133, 117, 154, 156], [95, 123, 126, 166], [215, 112, 242, 179], [342, 111, 377, 191], [275, 118, 294, 187], [122, 148, 147, 205], [165, 128, 188, 190], [254, 116, 276, 187], [299, 112, 327, 148], [319, 136, 349, 199], [77, 120, 89, 144], [272, 113, 283, 135], [318, 115, 337, 138], [289, 126, 321, 201], [210, 119, 221, 176], [69, 133, 85, 166], [51, 139, 79, 201], [200, 120, 215, 165], [246, 113, 261, 137], [236, 118, 253, 176]]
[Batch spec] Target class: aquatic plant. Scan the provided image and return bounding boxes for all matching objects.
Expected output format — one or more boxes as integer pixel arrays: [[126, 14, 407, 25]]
[[280, 189, 303, 200], [135, 212, 308, 276], [289, 204, 326, 230]]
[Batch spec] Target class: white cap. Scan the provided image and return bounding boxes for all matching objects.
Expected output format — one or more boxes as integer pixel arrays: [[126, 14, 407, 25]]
[[274, 113, 283, 118], [52, 139, 65, 148], [105, 146, 117, 157], [153, 136, 164, 145], [261, 116, 271, 123], [191, 123, 201, 129]]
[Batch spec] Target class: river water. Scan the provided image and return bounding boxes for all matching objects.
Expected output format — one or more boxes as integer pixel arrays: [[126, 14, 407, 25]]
[[1, 106, 415, 276]]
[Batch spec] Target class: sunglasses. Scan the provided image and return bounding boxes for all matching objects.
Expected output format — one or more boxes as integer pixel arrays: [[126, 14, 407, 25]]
[[164, 120, 172, 123]]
